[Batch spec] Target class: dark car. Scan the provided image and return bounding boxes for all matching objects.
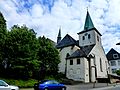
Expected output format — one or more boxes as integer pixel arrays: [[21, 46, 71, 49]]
[[34, 80, 66, 90]]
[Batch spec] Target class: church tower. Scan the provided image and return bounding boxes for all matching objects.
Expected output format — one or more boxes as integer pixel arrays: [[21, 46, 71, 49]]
[[78, 11, 102, 47], [57, 27, 61, 44]]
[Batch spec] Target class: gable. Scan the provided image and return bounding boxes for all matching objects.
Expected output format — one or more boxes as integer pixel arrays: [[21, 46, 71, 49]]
[[106, 48, 120, 60]]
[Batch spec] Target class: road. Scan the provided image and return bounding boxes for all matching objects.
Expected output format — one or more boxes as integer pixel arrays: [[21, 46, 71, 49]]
[[20, 83, 120, 90]]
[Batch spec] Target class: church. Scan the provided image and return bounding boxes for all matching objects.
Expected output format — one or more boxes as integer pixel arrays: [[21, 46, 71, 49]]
[[56, 11, 109, 83]]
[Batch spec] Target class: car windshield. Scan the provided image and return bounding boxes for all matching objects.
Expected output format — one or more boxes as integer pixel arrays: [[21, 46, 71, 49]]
[[39, 80, 49, 84], [0, 80, 8, 86], [39, 80, 59, 84]]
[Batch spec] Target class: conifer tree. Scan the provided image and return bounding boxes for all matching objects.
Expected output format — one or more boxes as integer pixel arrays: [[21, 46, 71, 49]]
[[0, 12, 7, 66]]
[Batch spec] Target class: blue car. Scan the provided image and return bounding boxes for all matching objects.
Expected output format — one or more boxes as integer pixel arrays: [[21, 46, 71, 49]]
[[34, 80, 66, 90]]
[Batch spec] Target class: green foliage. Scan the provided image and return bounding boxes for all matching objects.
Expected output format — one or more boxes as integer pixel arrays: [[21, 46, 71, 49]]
[[5, 25, 39, 79], [0, 12, 61, 81], [0, 78, 37, 88], [38, 36, 60, 80], [116, 70, 120, 75], [0, 12, 7, 64]]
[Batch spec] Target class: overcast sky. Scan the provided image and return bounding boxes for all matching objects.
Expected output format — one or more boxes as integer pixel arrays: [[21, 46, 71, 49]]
[[0, 0, 120, 53]]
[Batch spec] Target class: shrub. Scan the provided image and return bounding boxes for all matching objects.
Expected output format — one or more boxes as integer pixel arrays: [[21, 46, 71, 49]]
[[0, 78, 37, 88]]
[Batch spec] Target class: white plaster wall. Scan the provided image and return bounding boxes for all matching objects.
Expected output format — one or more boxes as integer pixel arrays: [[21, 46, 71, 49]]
[[58, 45, 79, 74], [66, 57, 89, 83], [79, 30, 96, 47], [90, 44, 108, 79]]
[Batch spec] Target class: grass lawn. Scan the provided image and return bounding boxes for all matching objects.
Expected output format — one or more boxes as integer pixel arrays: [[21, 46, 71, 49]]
[[20, 88, 34, 90]]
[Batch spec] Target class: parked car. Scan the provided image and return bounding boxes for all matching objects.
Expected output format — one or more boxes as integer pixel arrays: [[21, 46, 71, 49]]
[[34, 80, 66, 90], [0, 80, 19, 90]]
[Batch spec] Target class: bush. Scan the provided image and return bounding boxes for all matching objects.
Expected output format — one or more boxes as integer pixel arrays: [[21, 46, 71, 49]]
[[0, 78, 38, 88], [116, 70, 120, 75]]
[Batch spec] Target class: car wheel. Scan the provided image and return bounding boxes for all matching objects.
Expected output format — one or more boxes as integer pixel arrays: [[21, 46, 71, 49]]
[[62, 87, 66, 90], [44, 88, 48, 90]]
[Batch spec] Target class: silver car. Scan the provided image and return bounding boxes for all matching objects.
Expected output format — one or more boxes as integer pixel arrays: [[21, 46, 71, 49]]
[[0, 80, 19, 90]]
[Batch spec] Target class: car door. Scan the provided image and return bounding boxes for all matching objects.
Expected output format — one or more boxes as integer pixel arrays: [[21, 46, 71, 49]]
[[0, 85, 10, 90], [46, 81, 56, 90], [52, 81, 61, 90], [0, 80, 10, 90]]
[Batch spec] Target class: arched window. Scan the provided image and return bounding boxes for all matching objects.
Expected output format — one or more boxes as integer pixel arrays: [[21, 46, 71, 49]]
[[88, 34, 91, 39], [100, 58, 103, 72], [82, 36, 85, 40], [66, 53, 70, 58]]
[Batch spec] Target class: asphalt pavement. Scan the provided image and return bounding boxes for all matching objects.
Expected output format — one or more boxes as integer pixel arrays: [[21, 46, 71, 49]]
[[66, 83, 120, 90], [20, 83, 120, 90]]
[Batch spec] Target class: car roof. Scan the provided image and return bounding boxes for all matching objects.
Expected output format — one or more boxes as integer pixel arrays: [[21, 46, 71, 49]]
[[39, 80, 57, 83]]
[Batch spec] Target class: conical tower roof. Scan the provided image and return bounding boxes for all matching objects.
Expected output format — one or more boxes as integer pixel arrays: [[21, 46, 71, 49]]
[[78, 10, 101, 36], [57, 27, 61, 44], [84, 11, 94, 30], [58, 28, 61, 38]]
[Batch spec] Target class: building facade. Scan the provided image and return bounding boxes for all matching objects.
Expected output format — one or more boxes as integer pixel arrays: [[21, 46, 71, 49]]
[[106, 48, 120, 74], [56, 11, 109, 83]]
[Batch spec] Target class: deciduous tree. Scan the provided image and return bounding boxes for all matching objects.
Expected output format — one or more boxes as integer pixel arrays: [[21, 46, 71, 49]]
[[6, 25, 39, 79], [38, 36, 60, 80]]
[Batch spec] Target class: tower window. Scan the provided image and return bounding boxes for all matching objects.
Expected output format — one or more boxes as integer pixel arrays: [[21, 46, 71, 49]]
[[70, 59, 73, 65], [88, 34, 91, 39], [82, 36, 85, 40]]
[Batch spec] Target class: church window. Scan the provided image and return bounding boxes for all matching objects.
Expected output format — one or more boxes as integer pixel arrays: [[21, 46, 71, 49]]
[[88, 34, 91, 39], [77, 59, 80, 64], [110, 61, 116, 66], [97, 35, 99, 42], [70, 59, 73, 65], [82, 36, 85, 40], [113, 54, 119, 59], [100, 58, 103, 72], [66, 53, 70, 58]]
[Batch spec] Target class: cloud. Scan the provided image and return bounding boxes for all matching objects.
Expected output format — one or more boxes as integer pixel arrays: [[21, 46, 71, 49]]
[[0, 0, 120, 53]]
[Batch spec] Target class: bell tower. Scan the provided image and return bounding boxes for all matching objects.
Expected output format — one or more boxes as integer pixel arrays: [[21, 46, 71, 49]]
[[78, 10, 102, 47]]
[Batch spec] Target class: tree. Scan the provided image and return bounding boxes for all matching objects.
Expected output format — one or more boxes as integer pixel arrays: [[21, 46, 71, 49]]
[[0, 12, 7, 77], [5, 25, 39, 79], [38, 36, 60, 80]]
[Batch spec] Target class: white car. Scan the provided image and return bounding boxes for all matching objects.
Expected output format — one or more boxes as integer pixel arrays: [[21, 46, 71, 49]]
[[0, 80, 19, 90]]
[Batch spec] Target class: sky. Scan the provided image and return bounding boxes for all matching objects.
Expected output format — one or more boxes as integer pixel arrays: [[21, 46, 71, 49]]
[[0, 0, 120, 53]]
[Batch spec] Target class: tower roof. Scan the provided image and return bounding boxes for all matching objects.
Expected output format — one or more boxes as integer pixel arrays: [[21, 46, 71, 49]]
[[78, 10, 102, 36], [57, 27, 61, 43], [58, 28, 61, 38], [84, 11, 94, 30]]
